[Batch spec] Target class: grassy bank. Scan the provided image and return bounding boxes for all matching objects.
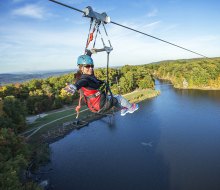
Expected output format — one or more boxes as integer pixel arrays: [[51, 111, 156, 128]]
[[123, 88, 160, 103]]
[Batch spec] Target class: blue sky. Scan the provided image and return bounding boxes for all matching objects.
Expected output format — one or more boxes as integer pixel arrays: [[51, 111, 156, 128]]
[[0, 0, 220, 73]]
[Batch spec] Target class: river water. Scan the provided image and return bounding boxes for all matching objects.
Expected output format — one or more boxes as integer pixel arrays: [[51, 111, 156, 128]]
[[42, 80, 220, 190]]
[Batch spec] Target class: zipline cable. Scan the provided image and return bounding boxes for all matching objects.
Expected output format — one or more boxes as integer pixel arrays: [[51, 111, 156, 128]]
[[49, 0, 208, 58], [49, 0, 84, 14], [110, 21, 208, 58]]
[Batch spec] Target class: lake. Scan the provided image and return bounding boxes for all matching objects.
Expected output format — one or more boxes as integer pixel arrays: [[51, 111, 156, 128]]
[[41, 80, 220, 190]]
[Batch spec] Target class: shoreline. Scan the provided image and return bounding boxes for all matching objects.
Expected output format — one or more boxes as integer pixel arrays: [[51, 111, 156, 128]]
[[157, 78, 220, 91], [175, 86, 220, 90]]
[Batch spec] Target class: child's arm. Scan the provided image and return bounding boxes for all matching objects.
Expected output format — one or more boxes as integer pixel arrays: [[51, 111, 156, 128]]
[[64, 83, 77, 95]]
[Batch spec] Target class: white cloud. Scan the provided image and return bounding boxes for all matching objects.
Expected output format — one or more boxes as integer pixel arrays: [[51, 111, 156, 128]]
[[147, 8, 158, 17], [192, 35, 219, 42], [161, 24, 178, 33], [179, 35, 220, 57], [144, 21, 160, 27], [1, 18, 219, 73], [0, 25, 87, 72], [12, 4, 45, 19]]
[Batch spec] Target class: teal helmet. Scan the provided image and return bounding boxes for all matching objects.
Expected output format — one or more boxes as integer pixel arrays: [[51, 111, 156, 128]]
[[77, 55, 94, 66]]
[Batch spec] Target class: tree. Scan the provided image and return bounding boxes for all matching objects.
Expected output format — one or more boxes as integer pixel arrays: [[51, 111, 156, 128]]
[[53, 96, 63, 109], [59, 88, 75, 104], [26, 96, 38, 114], [27, 79, 42, 91], [138, 75, 154, 89], [2, 96, 27, 132], [94, 68, 106, 81], [124, 71, 136, 92], [0, 98, 3, 116], [150, 58, 220, 89], [0, 85, 16, 98], [0, 128, 30, 190], [41, 82, 53, 97]]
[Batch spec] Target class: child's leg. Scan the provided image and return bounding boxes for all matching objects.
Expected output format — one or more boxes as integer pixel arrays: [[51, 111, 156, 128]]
[[108, 94, 138, 116], [112, 94, 132, 109]]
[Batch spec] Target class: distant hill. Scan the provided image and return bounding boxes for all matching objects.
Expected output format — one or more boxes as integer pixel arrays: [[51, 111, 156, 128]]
[[0, 70, 74, 85]]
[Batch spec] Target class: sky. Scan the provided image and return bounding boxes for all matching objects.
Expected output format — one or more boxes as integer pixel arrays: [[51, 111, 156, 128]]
[[0, 0, 220, 73]]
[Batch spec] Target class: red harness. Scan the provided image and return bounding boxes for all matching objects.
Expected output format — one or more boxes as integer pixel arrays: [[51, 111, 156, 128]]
[[81, 87, 102, 112]]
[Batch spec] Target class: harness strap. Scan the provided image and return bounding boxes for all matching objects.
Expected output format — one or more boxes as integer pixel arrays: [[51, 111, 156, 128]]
[[86, 91, 101, 99], [93, 21, 101, 48], [84, 95, 99, 112], [86, 23, 96, 48], [102, 22, 112, 48], [85, 18, 93, 53], [85, 20, 100, 50], [84, 94, 110, 113], [82, 81, 112, 113], [97, 26, 106, 47]]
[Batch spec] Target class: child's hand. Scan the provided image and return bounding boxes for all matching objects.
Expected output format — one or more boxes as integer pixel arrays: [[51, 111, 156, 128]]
[[64, 84, 76, 95], [75, 105, 81, 112]]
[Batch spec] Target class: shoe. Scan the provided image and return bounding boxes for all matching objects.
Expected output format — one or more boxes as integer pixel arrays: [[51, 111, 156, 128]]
[[128, 103, 139, 114], [121, 108, 128, 116]]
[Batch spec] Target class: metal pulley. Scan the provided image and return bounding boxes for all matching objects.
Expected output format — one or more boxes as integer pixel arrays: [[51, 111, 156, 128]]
[[83, 6, 110, 24]]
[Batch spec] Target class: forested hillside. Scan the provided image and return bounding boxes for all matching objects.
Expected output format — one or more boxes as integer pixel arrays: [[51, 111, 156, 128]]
[[151, 57, 220, 89], [0, 65, 154, 117]]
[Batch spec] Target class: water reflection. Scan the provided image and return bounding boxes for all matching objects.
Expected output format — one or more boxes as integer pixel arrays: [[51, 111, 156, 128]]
[[175, 88, 220, 104], [99, 115, 117, 131], [156, 81, 220, 190]]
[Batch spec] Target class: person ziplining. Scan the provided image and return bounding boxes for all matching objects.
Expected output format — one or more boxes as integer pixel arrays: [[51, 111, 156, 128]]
[[49, 0, 208, 117], [65, 54, 139, 116], [64, 12, 138, 116]]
